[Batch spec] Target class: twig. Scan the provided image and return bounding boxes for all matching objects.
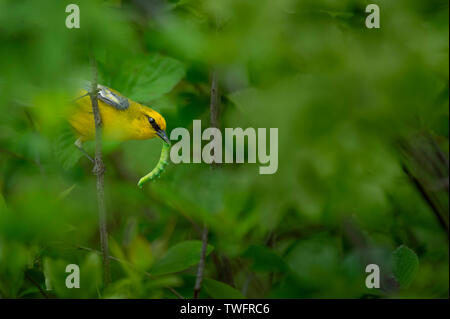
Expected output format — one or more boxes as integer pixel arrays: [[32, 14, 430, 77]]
[[241, 272, 253, 297], [89, 56, 110, 285], [193, 69, 220, 298], [209, 70, 221, 169], [212, 253, 235, 288], [24, 271, 49, 298], [167, 287, 185, 299], [399, 135, 449, 236], [403, 164, 449, 236], [210, 70, 220, 130], [194, 225, 209, 299]]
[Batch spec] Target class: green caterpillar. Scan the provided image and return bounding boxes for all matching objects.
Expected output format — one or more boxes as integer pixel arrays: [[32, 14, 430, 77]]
[[138, 142, 170, 188]]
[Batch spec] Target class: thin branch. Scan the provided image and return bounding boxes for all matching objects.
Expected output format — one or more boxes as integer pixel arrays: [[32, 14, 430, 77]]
[[167, 287, 185, 299], [209, 69, 221, 169], [194, 69, 220, 299], [210, 70, 220, 130], [212, 253, 235, 288], [241, 272, 253, 297], [194, 225, 209, 299], [89, 56, 110, 285], [24, 271, 49, 299], [399, 134, 449, 236], [403, 164, 449, 237]]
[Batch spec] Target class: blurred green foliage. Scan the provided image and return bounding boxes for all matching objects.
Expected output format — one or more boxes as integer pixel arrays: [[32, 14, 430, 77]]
[[392, 245, 419, 288], [0, 0, 448, 298]]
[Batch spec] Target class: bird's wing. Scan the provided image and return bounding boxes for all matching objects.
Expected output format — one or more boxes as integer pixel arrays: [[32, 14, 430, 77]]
[[82, 82, 130, 110]]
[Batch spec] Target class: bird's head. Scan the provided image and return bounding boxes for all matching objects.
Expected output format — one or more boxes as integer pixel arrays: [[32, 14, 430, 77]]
[[137, 106, 170, 144]]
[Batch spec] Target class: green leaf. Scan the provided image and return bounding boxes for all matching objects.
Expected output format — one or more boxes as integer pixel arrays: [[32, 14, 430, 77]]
[[80, 253, 102, 296], [203, 278, 245, 299], [53, 129, 81, 170], [243, 245, 287, 272], [392, 245, 419, 288], [109, 237, 126, 262], [109, 237, 134, 277], [0, 241, 32, 297], [128, 236, 154, 271], [150, 240, 213, 276], [101, 53, 185, 103]]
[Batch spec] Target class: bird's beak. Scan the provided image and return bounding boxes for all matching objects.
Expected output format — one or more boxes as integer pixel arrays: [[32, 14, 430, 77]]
[[156, 129, 171, 145]]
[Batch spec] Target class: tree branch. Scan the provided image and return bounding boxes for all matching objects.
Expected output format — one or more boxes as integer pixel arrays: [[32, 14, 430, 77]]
[[194, 225, 209, 299], [89, 56, 110, 286], [194, 69, 220, 299], [210, 70, 220, 130]]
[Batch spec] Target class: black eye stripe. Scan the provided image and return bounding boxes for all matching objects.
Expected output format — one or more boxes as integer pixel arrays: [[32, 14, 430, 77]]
[[147, 116, 160, 131]]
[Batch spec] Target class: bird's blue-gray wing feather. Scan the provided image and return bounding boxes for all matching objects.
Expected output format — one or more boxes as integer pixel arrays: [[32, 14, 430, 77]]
[[82, 82, 130, 110]]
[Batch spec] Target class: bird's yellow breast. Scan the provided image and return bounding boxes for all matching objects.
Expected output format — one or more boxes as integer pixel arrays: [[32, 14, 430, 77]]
[[69, 90, 158, 142]]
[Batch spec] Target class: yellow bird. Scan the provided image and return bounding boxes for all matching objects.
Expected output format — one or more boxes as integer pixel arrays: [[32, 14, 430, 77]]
[[69, 84, 170, 156]]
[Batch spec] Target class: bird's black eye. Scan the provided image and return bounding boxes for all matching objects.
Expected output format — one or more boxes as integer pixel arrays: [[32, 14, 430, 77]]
[[147, 116, 160, 131]]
